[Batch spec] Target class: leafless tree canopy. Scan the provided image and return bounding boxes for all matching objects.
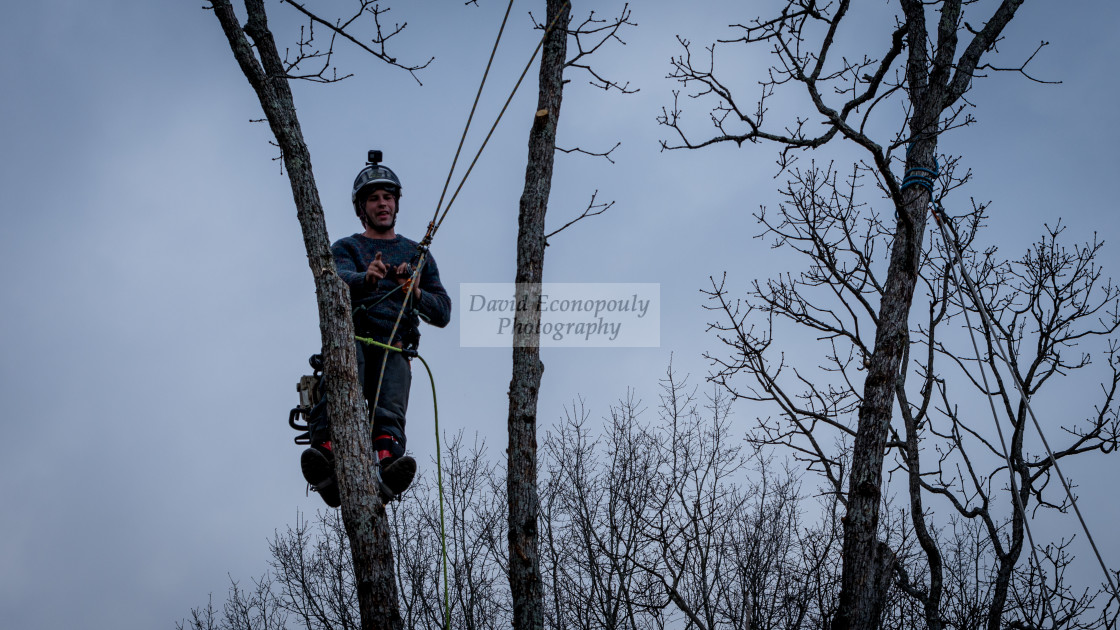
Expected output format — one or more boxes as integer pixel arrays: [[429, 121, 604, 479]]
[[651, 2, 1118, 628], [205, 2, 1120, 629], [181, 361, 1119, 630], [703, 158, 1120, 628]]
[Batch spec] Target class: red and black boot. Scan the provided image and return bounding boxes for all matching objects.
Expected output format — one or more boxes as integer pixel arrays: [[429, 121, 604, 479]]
[[301, 442, 340, 508], [374, 434, 416, 500]]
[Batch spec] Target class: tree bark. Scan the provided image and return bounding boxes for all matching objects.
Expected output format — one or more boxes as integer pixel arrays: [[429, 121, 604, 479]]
[[507, 2, 569, 630], [832, 184, 927, 630], [210, 2, 401, 629]]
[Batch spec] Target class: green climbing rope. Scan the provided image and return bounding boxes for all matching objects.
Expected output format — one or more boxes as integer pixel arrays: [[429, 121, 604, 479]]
[[355, 335, 450, 629]]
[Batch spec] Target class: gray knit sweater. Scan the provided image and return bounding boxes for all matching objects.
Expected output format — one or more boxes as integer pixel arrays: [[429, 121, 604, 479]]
[[331, 233, 452, 346]]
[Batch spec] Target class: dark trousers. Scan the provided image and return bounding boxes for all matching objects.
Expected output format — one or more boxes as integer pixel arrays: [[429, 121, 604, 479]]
[[356, 340, 412, 448]]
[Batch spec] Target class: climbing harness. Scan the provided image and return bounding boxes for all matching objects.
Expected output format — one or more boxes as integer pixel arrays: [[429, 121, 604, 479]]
[[906, 161, 1120, 610]]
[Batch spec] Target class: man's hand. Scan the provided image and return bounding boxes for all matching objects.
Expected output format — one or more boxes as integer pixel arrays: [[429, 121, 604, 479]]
[[366, 252, 389, 284], [367, 255, 421, 298], [394, 262, 422, 298]]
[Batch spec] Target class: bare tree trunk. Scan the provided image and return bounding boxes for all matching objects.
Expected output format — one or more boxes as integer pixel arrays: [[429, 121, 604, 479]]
[[507, 2, 569, 630], [210, 2, 401, 629], [832, 163, 929, 630], [832, 51, 944, 630]]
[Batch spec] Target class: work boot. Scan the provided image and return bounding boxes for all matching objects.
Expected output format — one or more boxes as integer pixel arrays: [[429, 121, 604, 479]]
[[301, 443, 340, 508], [374, 434, 416, 499]]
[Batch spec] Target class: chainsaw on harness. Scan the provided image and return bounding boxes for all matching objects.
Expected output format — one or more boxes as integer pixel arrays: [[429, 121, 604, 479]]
[[287, 352, 409, 502]]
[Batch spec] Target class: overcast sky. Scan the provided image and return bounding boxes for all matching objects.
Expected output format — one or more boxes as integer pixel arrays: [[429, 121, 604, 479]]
[[2, 1, 1119, 628]]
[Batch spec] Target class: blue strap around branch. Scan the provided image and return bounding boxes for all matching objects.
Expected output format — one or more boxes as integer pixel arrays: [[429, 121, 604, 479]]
[[902, 166, 939, 194], [901, 144, 939, 194]]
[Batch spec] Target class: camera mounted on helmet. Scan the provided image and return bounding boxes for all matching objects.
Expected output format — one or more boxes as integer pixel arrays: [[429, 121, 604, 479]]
[[352, 149, 403, 220]]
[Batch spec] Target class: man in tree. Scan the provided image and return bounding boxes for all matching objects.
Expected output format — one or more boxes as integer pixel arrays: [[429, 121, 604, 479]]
[[301, 151, 452, 507]]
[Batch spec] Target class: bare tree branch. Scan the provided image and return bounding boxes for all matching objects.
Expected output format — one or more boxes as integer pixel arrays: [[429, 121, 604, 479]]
[[545, 189, 613, 242], [280, 0, 433, 85]]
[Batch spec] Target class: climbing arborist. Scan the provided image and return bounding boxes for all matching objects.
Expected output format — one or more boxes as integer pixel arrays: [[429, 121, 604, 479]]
[[300, 150, 452, 507]]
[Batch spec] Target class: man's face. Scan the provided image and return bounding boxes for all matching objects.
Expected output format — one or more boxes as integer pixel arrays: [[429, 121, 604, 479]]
[[363, 188, 398, 233]]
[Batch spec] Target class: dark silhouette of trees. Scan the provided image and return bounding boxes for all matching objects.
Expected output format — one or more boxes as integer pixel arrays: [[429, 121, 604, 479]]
[[182, 362, 1119, 630], [202, 2, 1120, 629], [701, 162, 1120, 628], [653, 1, 1116, 627]]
